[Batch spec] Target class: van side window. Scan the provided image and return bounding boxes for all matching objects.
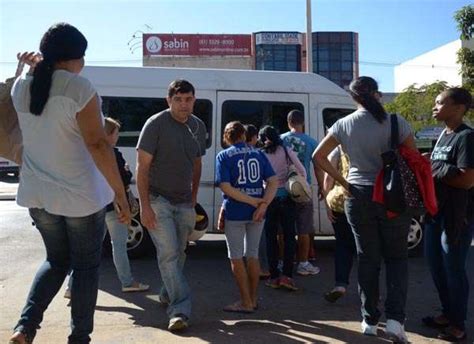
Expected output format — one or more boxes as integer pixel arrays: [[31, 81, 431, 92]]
[[101, 96, 212, 148], [322, 108, 354, 131], [221, 100, 304, 147]]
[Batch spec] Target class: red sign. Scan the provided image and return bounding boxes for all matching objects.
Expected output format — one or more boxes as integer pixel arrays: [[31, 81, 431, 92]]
[[143, 34, 251, 56]]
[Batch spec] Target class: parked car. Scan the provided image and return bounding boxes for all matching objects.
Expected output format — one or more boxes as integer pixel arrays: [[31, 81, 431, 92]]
[[0, 157, 19, 178]]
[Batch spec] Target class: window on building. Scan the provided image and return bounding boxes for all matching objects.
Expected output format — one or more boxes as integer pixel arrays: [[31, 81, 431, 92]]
[[101, 97, 212, 148], [221, 100, 304, 147]]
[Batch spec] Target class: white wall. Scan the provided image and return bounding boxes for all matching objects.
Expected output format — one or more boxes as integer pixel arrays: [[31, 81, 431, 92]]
[[394, 40, 462, 92], [143, 55, 253, 70]]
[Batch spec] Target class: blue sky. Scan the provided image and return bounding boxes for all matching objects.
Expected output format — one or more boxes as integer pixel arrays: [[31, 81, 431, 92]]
[[0, 0, 470, 91]]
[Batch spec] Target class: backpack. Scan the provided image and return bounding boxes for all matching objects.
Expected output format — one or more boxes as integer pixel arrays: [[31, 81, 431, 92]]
[[0, 77, 23, 164], [283, 147, 312, 203]]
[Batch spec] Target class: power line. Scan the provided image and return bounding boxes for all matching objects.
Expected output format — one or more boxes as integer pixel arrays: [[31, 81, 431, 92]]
[[0, 58, 459, 69]]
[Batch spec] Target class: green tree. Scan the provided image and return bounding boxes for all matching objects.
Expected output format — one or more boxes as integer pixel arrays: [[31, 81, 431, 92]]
[[385, 81, 449, 132], [454, 5, 474, 85]]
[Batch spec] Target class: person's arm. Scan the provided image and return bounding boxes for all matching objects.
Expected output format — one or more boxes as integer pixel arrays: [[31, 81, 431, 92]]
[[442, 168, 474, 189], [287, 148, 307, 180], [323, 151, 339, 195], [313, 134, 348, 191], [77, 95, 130, 224], [136, 149, 157, 230], [252, 175, 278, 222], [192, 156, 202, 207], [219, 183, 262, 208]]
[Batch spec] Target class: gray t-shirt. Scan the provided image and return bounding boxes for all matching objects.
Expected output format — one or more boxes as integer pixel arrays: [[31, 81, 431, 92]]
[[137, 109, 206, 204], [329, 110, 412, 185]]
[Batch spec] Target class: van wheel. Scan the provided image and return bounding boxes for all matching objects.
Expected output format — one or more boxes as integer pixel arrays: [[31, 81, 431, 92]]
[[408, 217, 424, 256], [126, 216, 154, 259], [102, 215, 154, 259]]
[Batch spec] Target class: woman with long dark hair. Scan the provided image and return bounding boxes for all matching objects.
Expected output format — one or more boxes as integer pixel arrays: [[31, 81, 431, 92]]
[[259, 125, 306, 291], [314, 76, 416, 343], [9, 23, 130, 344]]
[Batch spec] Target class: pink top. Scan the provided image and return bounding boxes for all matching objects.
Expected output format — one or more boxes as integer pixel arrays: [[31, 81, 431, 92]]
[[264, 145, 307, 189]]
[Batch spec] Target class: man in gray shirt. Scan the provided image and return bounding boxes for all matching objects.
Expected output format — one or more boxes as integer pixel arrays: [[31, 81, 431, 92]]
[[136, 79, 206, 331]]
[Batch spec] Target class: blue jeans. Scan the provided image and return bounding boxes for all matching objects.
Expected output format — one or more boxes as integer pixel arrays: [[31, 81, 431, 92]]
[[345, 185, 411, 325], [14, 208, 106, 344], [332, 211, 356, 287], [264, 196, 296, 279], [105, 211, 134, 288], [424, 214, 473, 331], [148, 195, 195, 319]]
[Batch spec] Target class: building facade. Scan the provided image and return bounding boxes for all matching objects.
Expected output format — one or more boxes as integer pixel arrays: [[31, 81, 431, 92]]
[[394, 39, 474, 92], [142, 31, 359, 89]]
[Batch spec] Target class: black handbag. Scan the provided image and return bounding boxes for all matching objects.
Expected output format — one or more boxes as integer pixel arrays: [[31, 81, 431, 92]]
[[381, 114, 424, 214]]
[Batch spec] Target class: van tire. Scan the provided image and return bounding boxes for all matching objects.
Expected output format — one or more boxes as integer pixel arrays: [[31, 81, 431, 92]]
[[102, 214, 155, 259], [408, 217, 424, 257]]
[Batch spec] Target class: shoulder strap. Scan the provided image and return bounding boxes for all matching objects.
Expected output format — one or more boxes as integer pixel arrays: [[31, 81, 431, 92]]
[[390, 114, 399, 149]]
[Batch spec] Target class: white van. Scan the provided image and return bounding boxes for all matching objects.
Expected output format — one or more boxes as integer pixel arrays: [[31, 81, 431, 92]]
[[81, 66, 424, 256]]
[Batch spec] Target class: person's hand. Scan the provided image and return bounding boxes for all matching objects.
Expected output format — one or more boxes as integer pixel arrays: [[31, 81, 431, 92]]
[[16, 52, 42, 77], [249, 197, 263, 209], [317, 187, 325, 201], [114, 194, 131, 225], [140, 204, 157, 230], [252, 202, 268, 222], [325, 206, 336, 223]]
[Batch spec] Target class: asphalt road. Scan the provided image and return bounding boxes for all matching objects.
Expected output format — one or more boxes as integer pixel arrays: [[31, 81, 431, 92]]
[[0, 181, 473, 344]]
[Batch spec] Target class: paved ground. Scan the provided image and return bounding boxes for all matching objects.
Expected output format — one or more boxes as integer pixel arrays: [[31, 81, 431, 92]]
[[0, 181, 473, 344]]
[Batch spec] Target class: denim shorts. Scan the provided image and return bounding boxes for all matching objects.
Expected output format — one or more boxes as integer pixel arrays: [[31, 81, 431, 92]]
[[225, 220, 264, 259]]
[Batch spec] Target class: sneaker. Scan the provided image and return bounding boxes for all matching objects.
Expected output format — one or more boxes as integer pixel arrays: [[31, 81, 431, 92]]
[[122, 282, 150, 293], [265, 277, 280, 289], [385, 319, 408, 343], [279, 275, 298, 291], [296, 262, 320, 276], [324, 286, 346, 303], [361, 320, 378, 336], [168, 314, 189, 331], [63, 289, 71, 299]]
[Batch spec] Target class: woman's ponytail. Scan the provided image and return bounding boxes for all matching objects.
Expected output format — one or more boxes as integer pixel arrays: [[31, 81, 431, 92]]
[[349, 76, 387, 123], [29, 60, 54, 115]]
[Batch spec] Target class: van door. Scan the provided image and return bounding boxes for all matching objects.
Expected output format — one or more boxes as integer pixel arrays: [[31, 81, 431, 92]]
[[212, 91, 309, 230], [313, 103, 355, 234]]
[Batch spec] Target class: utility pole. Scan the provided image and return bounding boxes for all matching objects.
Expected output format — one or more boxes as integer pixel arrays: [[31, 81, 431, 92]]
[[306, 0, 313, 73]]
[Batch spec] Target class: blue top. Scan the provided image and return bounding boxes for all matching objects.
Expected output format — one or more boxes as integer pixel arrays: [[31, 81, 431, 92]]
[[281, 131, 318, 183], [216, 142, 275, 221]]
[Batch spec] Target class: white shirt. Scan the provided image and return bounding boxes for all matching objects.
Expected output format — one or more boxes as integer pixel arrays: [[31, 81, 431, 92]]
[[11, 70, 114, 216]]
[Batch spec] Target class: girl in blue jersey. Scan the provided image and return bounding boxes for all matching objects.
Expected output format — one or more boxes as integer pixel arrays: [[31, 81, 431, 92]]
[[216, 121, 277, 313]]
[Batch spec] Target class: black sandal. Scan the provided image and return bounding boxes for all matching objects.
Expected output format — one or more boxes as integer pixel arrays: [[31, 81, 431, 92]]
[[422, 316, 449, 329]]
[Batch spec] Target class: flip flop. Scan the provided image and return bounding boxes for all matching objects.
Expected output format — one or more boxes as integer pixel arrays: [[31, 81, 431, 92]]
[[422, 316, 449, 329], [223, 302, 254, 314]]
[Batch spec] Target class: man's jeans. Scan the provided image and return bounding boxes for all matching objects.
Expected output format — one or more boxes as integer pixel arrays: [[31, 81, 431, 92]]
[[14, 208, 105, 344], [425, 214, 473, 331], [105, 211, 134, 288], [345, 185, 411, 325], [332, 211, 356, 287], [149, 195, 195, 319]]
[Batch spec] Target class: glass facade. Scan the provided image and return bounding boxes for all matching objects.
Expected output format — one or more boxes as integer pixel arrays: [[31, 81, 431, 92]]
[[255, 32, 302, 72], [312, 32, 358, 89]]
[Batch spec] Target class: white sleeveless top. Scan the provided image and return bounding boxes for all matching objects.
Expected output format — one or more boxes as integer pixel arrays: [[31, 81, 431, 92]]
[[11, 70, 114, 217]]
